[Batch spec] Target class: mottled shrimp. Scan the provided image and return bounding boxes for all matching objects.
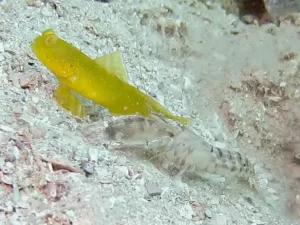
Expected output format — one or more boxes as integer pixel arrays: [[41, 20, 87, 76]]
[[104, 115, 254, 181], [102, 115, 278, 207]]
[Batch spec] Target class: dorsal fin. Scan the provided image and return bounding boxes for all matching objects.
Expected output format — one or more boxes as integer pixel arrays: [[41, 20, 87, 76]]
[[94, 51, 128, 82]]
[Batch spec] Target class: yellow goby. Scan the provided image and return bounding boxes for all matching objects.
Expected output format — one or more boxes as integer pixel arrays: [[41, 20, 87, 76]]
[[30, 29, 190, 125]]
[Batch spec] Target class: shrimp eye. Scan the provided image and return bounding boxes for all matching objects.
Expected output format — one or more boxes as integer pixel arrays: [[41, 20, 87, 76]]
[[43, 29, 57, 47]]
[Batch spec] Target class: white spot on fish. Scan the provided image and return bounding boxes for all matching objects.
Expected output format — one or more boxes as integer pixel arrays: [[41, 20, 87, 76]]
[[124, 106, 128, 110], [70, 76, 77, 81]]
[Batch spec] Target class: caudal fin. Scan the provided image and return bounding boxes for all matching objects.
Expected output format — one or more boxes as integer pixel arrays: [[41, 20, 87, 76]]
[[150, 111, 191, 126], [172, 115, 191, 126]]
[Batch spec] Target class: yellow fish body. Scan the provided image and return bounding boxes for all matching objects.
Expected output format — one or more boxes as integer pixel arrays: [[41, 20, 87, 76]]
[[30, 29, 190, 125]]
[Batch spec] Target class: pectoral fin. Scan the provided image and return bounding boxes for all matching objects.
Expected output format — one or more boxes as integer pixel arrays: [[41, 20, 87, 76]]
[[53, 85, 86, 117], [94, 51, 128, 82]]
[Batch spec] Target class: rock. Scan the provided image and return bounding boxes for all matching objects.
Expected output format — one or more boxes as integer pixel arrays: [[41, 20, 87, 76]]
[[31, 97, 39, 104], [210, 197, 220, 205], [115, 166, 130, 179], [156, 94, 165, 106], [205, 208, 212, 219], [214, 214, 229, 225], [170, 84, 183, 99], [210, 0, 300, 25], [1, 166, 12, 174], [88, 148, 99, 162], [145, 182, 162, 197], [29, 127, 43, 139], [265, 0, 300, 20], [18, 73, 36, 89], [11, 184, 20, 206], [81, 160, 95, 176], [0, 54, 5, 62], [115, 156, 127, 166], [4, 116, 15, 124], [179, 203, 194, 220], [183, 77, 192, 90], [0, 157, 5, 167], [1, 175, 13, 185], [41, 6, 53, 17], [95, 0, 110, 2], [0, 42, 4, 52]]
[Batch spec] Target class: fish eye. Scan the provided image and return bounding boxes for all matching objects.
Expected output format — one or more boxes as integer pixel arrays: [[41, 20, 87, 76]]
[[43, 29, 57, 47]]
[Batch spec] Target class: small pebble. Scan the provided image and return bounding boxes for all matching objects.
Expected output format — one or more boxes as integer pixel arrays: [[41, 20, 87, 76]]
[[8, 214, 21, 225], [17, 201, 30, 209], [214, 214, 229, 225], [19, 75, 33, 89], [4, 205, 14, 213], [1, 175, 13, 185], [0, 54, 5, 62], [205, 209, 212, 219], [115, 166, 130, 179], [115, 156, 126, 166], [267, 188, 277, 194], [11, 184, 20, 206], [242, 15, 257, 24], [88, 148, 99, 162], [32, 96, 39, 104], [4, 116, 15, 124], [12, 103, 23, 114], [169, 84, 183, 99], [145, 182, 162, 197], [25, 0, 37, 6], [0, 42, 4, 52], [179, 203, 194, 220], [210, 197, 220, 205], [5, 162, 14, 169], [81, 160, 95, 176], [66, 210, 76, 222], [156, 94, 165, 105], [0, 157, 5, 167], [54, 4, 64, 17], [41, 6, 53, 17], [39, 178, 48, 186], [0, 124, 15, 132], [183, 77, 192, 90], [29, 127, 43, 139], [1, 166, 11, 174]]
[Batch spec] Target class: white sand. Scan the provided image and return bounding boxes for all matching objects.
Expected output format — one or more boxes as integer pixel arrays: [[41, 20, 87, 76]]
[[1, 0, 300, 224]]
